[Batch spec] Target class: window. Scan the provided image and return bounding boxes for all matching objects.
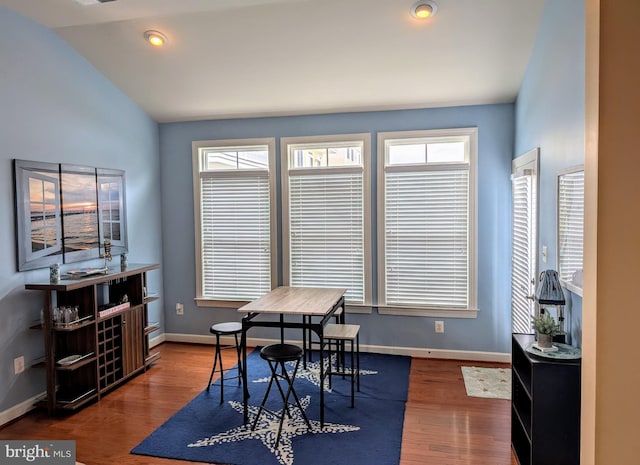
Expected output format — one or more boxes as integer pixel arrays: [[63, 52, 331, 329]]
[[281, 134, 371, 307], [557, 166, 584, 296], [511, 149, 539, 334], [377, 128, 478, 317], [193, 139, 277, 305]]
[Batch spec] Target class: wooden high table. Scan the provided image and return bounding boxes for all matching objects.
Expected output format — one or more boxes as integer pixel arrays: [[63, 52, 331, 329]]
[[238, 286, 346, 428]]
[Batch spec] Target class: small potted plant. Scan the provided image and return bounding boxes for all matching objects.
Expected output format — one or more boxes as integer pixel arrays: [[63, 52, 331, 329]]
[[532, 312, 557, 348]]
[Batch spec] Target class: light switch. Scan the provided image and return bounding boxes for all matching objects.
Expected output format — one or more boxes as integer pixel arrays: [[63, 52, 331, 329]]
[[542, 245, 547, 263]]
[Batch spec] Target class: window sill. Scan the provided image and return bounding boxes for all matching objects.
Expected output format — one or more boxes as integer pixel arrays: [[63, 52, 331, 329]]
[[377, 306, 479, 318], [345, 304, 373, 314], [195, 298, 250, 309]]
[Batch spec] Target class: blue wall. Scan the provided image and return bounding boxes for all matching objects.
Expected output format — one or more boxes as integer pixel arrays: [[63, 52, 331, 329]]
[[0, 7, 163, 413], [159, 104, 515, 354], [515, 0, 585, 346]]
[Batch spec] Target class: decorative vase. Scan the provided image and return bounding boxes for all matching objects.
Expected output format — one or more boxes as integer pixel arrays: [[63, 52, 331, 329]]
[[537, 333, 553, 348], [49, 263, 60, 283]]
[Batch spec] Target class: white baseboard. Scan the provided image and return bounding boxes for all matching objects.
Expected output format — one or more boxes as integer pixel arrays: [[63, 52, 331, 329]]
[[149, 332, 166, 348], [365, 344, 511, 363], [163, 332, 510, 363], [0, 392, 44, 427]]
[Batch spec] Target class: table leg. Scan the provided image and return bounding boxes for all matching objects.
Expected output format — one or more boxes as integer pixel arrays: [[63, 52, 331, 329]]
[[280, 314, 284, 343], [241, 322, 249, 424], [318, 325, 324, 428], [302, 315, 307, 369]]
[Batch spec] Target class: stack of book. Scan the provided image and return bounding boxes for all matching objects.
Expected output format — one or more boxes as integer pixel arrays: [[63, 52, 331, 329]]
[[98, 302, 130, 318]]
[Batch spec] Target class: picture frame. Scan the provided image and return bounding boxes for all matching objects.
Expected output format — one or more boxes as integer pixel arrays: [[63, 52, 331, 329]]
[[14, 159, 127, 271]]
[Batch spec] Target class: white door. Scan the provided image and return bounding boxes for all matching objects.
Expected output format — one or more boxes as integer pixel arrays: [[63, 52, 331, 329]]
[[511, 149, 539, 334]]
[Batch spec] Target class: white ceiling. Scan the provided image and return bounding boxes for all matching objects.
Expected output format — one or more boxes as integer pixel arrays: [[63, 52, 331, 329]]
[[0, 0, 546, 123]]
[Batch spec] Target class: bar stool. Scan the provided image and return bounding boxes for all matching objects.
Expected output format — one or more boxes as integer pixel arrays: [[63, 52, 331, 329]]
[[324, 323, 360, 407], [206, 322, 243, 403], [252, 343, 312, 446]]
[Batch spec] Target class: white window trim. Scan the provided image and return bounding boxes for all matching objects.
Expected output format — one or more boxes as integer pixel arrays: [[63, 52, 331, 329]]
[[377, 306, 478, 318], [376, 128, 478, 318], [345, 304, 373, 314], [557, 164, 584, 297], [192, 137, 278, 307], [280, 133, 372, 306]]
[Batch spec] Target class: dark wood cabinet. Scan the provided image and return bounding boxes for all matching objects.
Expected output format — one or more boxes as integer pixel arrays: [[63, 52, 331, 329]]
[[26, 263, 160, 415], [121, 306, 144, 376], [511, 333, 581, 465]]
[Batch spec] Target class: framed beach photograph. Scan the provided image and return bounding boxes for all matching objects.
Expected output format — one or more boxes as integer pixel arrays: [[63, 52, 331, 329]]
[[14, 159, 128, 271]]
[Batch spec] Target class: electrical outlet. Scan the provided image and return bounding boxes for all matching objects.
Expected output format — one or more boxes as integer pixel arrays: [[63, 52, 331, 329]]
[[176, 303, 184, 315], [14, 356, 25, 374], [435, 321, 444, 333]]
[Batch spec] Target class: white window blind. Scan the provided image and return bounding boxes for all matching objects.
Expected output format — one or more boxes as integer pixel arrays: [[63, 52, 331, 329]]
[[384, 169, 469, 308], [289, 171, 364, 303], [200, 174, 271, 300], [378, 128, 477, 314], [193, 139, 275, 304], [558, 169, 584, 287], [282, 135, 370, 306], [511, 172, 535, 334]]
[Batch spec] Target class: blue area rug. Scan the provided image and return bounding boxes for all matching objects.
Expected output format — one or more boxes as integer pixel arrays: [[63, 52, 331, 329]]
[[131, 350, 411, 465]]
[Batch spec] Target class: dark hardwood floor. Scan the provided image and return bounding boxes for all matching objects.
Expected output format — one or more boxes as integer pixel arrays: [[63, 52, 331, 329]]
[[0, 342, 516, 465]]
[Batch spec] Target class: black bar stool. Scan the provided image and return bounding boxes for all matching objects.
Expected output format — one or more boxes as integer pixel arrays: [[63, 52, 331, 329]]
[[206, 322, 243, 403], [252, 343, 312, 446]]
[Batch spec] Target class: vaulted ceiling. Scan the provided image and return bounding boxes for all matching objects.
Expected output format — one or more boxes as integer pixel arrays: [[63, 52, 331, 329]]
[[0, 0, 545, 122]]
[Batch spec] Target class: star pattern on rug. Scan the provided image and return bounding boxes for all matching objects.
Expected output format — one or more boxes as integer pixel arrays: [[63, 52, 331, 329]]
[[188, 395, 359, 465], [253, 355, 378, 392]]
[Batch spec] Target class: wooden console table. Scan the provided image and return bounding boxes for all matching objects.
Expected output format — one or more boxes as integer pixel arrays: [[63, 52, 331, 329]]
[[26, 263, 160, 415]]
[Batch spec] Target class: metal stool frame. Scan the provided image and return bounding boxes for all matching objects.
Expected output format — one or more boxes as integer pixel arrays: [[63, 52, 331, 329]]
[[251, 344, 312, 446], [325, 325, 360, 408], [206, 322, 244, 404]]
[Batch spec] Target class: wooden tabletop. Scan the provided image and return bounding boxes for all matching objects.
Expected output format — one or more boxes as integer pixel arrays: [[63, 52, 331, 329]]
[[238, 286, 346, 316]]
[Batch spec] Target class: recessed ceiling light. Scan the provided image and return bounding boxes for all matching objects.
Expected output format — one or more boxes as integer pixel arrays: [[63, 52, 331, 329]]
[[411, 1, 438, 19], [144, 30, 167, 47]]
